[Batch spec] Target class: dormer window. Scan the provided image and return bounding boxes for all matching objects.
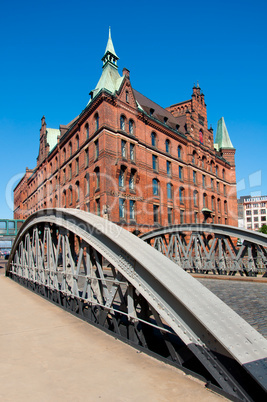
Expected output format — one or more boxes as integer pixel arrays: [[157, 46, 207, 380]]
[[164, 117, 168, 124], [150, 108, 154, 116]]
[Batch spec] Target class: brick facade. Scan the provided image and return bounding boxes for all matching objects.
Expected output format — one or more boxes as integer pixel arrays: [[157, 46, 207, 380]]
[[14, 34, 238, 233]]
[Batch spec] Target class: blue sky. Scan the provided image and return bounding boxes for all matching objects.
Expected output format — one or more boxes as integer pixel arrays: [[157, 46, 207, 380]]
[[0, 0, 266, 219]]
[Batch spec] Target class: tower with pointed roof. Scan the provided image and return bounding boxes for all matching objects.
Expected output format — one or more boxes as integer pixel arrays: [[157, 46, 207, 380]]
[[215, 117, 236, 166]]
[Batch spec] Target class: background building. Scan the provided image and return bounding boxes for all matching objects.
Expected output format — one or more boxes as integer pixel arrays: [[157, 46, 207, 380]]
[[14, 30, 238, 234], [238, 195, 267, 231]]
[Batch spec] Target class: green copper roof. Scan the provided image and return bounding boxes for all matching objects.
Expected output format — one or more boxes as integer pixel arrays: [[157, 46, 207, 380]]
[[214, 117, 234, 149], [104, 27, 118, 58], [47, 128, 60, 152], [89, 28, 123, 101]]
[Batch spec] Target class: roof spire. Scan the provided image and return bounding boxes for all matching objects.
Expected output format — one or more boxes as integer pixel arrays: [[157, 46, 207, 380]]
[[102, 27, 119, 68], [215, 117, 234, 149]]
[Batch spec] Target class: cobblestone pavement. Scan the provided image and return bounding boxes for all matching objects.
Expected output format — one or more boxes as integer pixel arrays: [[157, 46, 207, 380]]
[[198, 278, 267, 339]]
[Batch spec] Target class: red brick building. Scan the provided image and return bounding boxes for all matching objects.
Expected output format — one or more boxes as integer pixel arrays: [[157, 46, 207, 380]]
[[14, 30, 238, 233]]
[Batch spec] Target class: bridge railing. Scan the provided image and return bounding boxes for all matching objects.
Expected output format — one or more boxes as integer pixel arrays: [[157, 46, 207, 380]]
[[140, 224, 267, 276]]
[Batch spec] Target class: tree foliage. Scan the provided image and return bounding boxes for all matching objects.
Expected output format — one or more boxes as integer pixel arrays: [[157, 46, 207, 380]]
[[259, 224, 267, 234]]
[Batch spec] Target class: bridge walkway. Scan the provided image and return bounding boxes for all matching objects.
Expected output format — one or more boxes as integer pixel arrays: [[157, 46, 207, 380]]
[[0, 274, 224, 402]]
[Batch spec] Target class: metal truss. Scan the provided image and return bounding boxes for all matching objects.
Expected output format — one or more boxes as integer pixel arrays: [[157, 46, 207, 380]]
[[6, 209, 267, 401], [141, 224, 267, 276]]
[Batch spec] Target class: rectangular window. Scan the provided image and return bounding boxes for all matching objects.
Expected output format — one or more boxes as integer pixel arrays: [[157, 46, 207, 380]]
[[217, 182, 220, 193], [193, 171, 196, 184], [76, 158, 79, 175], [63, 169, 66, 184], [246, 210, 251, 215], [130, 143, 135, 161], [254, 209, 258, 215], [152, 155, 158, 171], [129, 200, 135, 220], [167, 160, 171, 175], [153, 204, 159, 223], [119, 198, 125, 219], [211, 178, 214, 190], [194, 212, 198, 223], [254, 217, 259, 222], [85, 148, 89, 168], [69, 164, 72, 180], [168, 207, 172, 225], [179, 166, 183, 180], [261, 216, 266, 221], [95, 139, 99, 159], [261, 209, 266, 214], [121, 140, 127, 158], [96, 198, 100, 216], [247, 217, 252, 222], [224, 185, 226, 196], [180, 210, 184, 224], [86, 202, 90, 212], [202, 175, 205, 188]]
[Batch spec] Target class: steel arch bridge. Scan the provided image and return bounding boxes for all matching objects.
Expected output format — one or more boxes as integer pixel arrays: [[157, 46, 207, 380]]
[[141, 224, 267, 277], [6, 209, 267, 401]]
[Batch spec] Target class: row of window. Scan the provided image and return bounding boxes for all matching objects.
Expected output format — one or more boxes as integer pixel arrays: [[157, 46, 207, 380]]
[[246, 209, 266, 215], [247, 216, 266, 222]]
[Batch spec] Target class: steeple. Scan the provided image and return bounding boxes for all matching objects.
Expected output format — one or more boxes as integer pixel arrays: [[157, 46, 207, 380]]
[[89, 28, 123, 101], [102, 27, 119, 69], [215, 117, 234, 149]]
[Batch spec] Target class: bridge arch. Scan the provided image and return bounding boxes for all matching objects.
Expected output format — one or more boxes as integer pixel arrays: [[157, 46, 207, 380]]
[[6, 209, 267, 400], [141, 224, 267, 276]]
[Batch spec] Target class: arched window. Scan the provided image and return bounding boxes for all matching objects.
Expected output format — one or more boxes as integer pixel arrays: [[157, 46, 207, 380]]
[[69, 142, 72, 157], [129, 169, 136, 191], [179, 187, 184, 204], [192, 151, 197, 164], [119, 166, 126, 188], [76, 135, 79, 150], [95, 113, 99, 131], [151, 132, 156, 147], [222, 169, 225, 179], [224, 200, 228, 214], [120, 115, 126, 131], [63, 148, 66, 162], [167, 183, 172, 199], [215, 165, 218, 176], [69, 186, 73, 205], [121, 139, 127, 158], [199, 129, 203, 144], [129, 119, 134, 135], [76, 181, 80, 202], [153, 178, 159, 196], [178, 145, 182, 159], [165, 139, 170, 153]]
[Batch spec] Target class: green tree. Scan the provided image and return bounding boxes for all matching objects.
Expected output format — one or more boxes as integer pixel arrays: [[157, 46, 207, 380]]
[[259, 224, 267, 234]]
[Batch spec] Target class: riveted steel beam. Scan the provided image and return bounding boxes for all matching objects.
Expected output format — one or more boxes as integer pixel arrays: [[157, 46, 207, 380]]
[[6, 209, 267, 401]]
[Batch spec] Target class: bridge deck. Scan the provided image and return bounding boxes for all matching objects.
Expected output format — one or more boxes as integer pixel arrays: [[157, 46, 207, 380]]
[[0, 274, 223, 401]]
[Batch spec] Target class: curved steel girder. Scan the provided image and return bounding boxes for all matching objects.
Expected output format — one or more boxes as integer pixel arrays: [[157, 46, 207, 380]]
[[140, 223, 267, 247], [7, 209, 267, 399]]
